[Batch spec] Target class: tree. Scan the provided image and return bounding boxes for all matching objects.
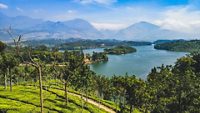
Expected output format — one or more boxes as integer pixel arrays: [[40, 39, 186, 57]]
[[124, 75, 146, 113], [60, 50, 85, 106], [24, 48, 45, 113], [147, 65, 174, 113], [0, 41, 6, 53], [60, 63, 73, 105], [0, 53, 19, 91], [171, 56, 199, 113]]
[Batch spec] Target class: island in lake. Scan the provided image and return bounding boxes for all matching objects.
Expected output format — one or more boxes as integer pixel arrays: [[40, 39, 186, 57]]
[[84, 52, 108, 64], [104, 46, 137, 55]]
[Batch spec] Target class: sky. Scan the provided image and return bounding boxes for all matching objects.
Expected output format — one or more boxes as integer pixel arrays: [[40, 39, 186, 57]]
[[0, 0, 200, 33]]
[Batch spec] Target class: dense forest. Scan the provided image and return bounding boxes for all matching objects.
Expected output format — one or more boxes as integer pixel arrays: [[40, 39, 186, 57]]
[[154, 40, 200, 52], [1, 37, 200, 113], [104, 46, 137, 55]]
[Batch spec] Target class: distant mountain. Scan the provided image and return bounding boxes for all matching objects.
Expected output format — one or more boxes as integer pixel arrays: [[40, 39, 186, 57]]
[[115, 21, 189, 41], [0, 12, 43, 29], [0, 13, 194, 41], [0, 13, 103, 40], [100, 29, 118, 38], [26, 18, 103, 39]]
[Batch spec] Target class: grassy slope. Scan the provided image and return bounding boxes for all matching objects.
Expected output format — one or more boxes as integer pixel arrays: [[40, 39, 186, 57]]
[[45, 80, 142, 113], [0, 86, 107, 113], [0, 79, 142, 113]]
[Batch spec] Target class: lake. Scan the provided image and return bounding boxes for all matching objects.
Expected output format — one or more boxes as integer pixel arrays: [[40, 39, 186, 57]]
[[84, 45, 187, 79]]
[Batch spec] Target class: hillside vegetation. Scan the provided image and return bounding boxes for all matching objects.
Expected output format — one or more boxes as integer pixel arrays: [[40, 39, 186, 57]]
[[0, 85, 108, 113], [104, 46, 136, 55], [1, 37, 200, 113], [154, 40, 200, 52]]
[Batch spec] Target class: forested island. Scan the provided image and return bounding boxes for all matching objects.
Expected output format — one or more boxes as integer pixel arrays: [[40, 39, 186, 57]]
[[154, 40, 200, 52], [104, 46, 137, 55], [84, 52, 108, 64]]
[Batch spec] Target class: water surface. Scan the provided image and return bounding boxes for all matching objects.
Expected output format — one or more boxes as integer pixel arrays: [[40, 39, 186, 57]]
[[84, 46, 187, 79]]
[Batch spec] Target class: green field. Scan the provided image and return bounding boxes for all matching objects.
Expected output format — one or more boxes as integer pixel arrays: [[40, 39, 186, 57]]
[[0, 85, 109, 113]]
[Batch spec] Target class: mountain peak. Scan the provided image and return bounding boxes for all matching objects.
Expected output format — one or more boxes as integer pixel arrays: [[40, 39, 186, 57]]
[[64, 18, 91, 26], [128, 21, 160, 29]]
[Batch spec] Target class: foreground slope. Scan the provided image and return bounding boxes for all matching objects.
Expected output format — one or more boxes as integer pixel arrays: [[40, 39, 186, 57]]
[[0, 85, 110, 113]]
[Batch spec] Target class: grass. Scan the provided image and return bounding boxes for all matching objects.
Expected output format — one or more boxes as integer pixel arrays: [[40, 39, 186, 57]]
[[44, 80, 142, 113], [1, 79, 142, 113], [43, 80, 142, 113], [0, 85, 107, 113], [41, 80, 120, 111]]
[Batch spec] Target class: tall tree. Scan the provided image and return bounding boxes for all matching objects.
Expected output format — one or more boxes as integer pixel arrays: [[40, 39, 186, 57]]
[[24, 48, 45, 113], [0, 41, 6, 53], [0, 53, 19, 91]]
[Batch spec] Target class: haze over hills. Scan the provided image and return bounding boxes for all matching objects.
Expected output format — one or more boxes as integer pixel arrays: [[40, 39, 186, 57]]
[[115, 21, 189, 41], [0, 13, 193, 41]]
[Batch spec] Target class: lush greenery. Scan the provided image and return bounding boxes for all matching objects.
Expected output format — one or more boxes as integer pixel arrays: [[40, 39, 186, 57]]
[[153, 39, 185, 44], [104, 46, 137, 55], [90, 52, 108, 63], [1, 39, 200, 113], [22, 39, 151, 50], [0, 85, 108, 113], [154, 40, 200, 52]]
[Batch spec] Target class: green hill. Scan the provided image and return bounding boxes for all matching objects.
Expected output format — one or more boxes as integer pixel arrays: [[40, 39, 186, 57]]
[[0, 85, 110, 113], [104, 46, 137, 55], [154, 40, 200, 52]]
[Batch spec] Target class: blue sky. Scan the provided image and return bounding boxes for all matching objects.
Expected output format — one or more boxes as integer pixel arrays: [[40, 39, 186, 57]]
[[0, 0, 200, 33]]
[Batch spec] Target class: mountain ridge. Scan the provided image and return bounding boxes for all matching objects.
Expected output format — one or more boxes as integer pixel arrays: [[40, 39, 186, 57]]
[[0, 12, 192, 41]]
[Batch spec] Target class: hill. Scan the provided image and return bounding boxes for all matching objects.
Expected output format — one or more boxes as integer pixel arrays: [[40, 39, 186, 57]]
[[115, 21, 188, 41], [0, 12, 195, 41], [154, 40, 200, 52], [0, 84, 115, 113], [104, 46, 137, 55], [0, 13, 102, 41]]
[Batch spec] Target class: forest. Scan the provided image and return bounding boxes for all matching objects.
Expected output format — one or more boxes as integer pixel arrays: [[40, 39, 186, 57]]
[[19, 39, 151, 50], [104, 46, 136, 55], [0, 38, 200, 113], [154, 40, 200, 52]]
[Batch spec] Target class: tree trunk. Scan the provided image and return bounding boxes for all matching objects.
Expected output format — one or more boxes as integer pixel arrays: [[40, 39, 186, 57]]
[[85, 89, 88, 102], [10, 75, 12, 92], [64, 81, 68, 105], [130, 105, 133, 113], [4, 73, 7, 90], [178, 87, 182, 113], [178, 76, 182, 113], [8, 68, 12, 92], [81, 92, 84, 113], [38, 67, 43, 113], [98, 92, 101, 113]]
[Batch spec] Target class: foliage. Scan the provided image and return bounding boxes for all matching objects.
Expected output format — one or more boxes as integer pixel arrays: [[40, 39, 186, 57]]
[[91, 52, 108, 62], [0, 41, 6, 53], [154, 40, 200, 52], [1, 41, 200, 113], [104, 46, 137, 55]]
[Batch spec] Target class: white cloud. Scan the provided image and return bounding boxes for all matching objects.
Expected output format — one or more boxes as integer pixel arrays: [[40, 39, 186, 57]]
[[154, 6, 200, 34], [16, 7, 23, 12], [91, 22, 127, 30], [67, 10, 76, 14], [0, 3, 8, 9], [74, 0, 117, 5]]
